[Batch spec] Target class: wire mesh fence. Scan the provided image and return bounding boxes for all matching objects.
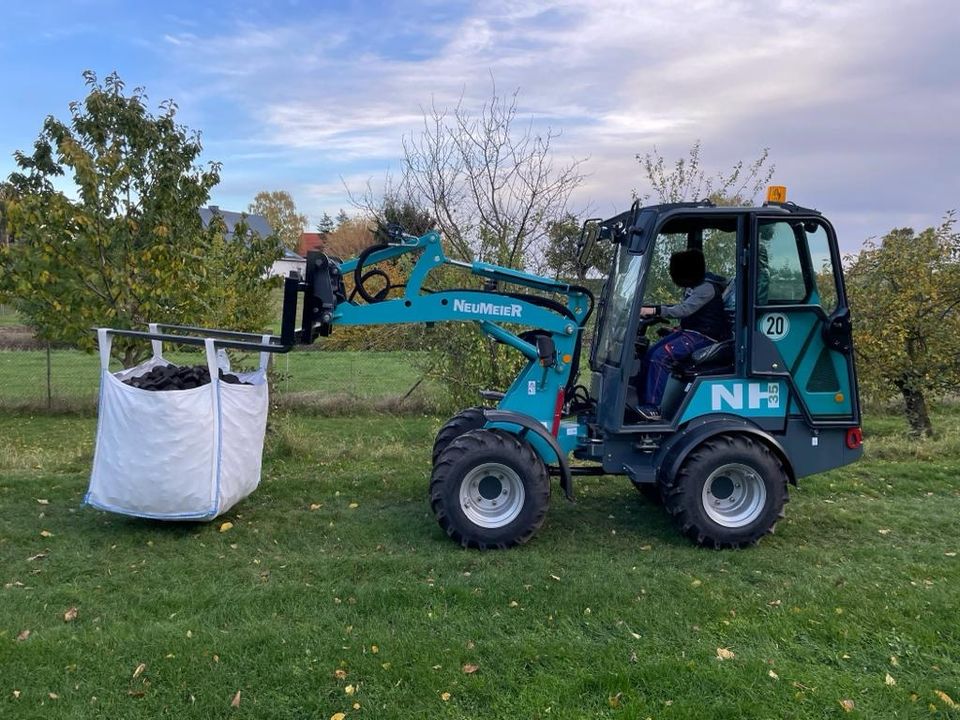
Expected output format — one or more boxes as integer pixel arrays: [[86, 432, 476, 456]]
[[0, 309, 438, 413]]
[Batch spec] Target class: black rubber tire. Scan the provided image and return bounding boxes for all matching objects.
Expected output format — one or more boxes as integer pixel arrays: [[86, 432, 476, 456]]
[[662, 434, 788, 549], [431, 407, 487, 465], [635, 483, 663, 505], [430, 429, 550, 549]]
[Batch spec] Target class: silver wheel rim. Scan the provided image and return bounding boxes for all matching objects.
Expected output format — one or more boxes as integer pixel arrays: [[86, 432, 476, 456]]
[[459, 463, 525, 529], [701, 463, 766, 528]]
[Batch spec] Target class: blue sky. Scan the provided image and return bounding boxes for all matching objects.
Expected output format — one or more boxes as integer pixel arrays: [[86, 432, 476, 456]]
[[2, 0, 958, 252]]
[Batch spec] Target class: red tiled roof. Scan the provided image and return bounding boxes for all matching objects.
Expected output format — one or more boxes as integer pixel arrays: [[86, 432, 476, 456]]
[[298, 232, 325, 256]]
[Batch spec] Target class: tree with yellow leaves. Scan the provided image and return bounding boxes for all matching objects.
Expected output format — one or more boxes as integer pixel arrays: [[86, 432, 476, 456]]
[[845, 214, 960, 436]]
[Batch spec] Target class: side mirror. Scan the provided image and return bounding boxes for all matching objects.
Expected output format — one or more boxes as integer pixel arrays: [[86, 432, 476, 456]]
[[577, 219, 602, 267]]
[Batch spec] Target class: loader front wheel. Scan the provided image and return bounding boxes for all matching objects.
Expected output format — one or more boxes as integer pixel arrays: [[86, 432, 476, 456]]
[[432, 407, 486, 465], [662, 434, 788, 549], [430, 429, 550, 549]]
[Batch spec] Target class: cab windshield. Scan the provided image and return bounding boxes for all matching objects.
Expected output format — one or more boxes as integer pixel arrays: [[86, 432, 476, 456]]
[[595, 244, 643, 367]]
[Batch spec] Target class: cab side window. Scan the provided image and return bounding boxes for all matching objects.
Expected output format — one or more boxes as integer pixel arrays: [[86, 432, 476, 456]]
[[805, 223, 840, 314], [758, 221, 804, 305], [757, 219, 842, 312]]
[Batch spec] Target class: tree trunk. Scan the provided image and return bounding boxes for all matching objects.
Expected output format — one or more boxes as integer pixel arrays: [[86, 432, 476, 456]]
[[900, 384, 933, 438]]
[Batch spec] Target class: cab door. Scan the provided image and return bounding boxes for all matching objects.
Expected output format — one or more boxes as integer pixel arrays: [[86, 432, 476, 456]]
[[748, 215, 858, 422]]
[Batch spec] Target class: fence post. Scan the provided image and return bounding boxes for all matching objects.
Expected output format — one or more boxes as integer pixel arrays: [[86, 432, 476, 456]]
[[46, 342, 52, 410]]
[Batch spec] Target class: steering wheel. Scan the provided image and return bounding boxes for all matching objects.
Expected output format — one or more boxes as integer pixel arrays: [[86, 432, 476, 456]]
[[637, 315, 670, 337]]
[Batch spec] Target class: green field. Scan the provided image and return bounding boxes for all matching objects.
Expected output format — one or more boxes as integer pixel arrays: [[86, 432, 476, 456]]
[[0, 349, 435, 411], [1, 405, 958, 719], [0, 305, 21, 327]]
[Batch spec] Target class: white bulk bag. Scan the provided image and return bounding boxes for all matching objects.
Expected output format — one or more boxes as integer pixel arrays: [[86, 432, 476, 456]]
[[85, 328, 270, 520]]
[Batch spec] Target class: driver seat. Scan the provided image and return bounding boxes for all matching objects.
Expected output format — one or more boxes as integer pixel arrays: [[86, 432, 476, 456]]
[[671, 339, 735, 379]]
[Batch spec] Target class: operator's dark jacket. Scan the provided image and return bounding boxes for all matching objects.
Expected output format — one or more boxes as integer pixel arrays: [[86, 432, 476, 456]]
[[655, 250, 729, 341]]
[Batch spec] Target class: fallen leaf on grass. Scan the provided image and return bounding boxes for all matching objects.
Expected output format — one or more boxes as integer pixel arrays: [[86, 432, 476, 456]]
[[219, 522, 234, 533], [63, 607, 78, 622], [885, 673, 896, 686], [352, 702, 360, 709], [768, 670, 779, 680], [716, 647, 735, 660], [945, 551, 957, 557], [132, 663, 146, 679], [462, 663, 479, 674], [40, 530, 53, 538], [27, 553, 47, 562], [309, 503, 322, 511], [128, 689, 146, 698], [344, 684, 356, 696], [878, 528, 891, 535], [48, 692, 59, 700], [371, 645, 379, 654], [550, 574, 561, 581], [348, 502, 359, 509], [230, 690, 241, 708], [608, 692, 623, 708], [440, 692, 451, 701], [334, 669, 347, 680], [16, 629, 31, 642], [508, 600, 519, 608], [12, 690, 20, 699], [935, 690, 957, 708], [691, 579, 702, 588], [839, 699, 855, 712], [330, 714, 346, 720], [36, 498, 49, 505], [639, 544, 652, 551]]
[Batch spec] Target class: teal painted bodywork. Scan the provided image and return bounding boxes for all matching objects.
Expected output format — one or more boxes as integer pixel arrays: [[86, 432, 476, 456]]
[[755, 310, 853, 417], [679, 379, 789, 424], [331, 231, 589, 467]]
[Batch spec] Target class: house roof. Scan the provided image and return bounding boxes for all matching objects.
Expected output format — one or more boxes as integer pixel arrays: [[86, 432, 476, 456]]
[[199, 206, 274, 239], [298, 232, 325, 256]]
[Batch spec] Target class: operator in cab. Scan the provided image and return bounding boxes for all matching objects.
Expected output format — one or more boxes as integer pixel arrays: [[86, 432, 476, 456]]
[[636, 249, 730, 421]]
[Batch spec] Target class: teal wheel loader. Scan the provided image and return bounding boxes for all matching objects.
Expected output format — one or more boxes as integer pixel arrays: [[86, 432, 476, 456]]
[[109, 187, 862, 549]]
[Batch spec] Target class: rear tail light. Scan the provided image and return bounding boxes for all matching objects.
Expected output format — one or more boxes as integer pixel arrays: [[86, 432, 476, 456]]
[[846, 427, 863, 449]]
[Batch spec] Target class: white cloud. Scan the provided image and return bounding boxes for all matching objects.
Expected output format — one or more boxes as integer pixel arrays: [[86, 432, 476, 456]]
[[158, 0, 959, 241]]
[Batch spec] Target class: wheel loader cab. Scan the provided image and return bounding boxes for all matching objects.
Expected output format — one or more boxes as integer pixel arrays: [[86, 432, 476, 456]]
[[587, 200, 860, 433], [588, 204, 742, 429]]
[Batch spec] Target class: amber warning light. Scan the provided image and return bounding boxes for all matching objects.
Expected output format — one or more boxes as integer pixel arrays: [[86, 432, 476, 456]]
[[766, 185, 787, 203]]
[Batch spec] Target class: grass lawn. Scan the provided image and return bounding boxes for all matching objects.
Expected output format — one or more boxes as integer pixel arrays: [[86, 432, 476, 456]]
[[0, 349, 434, 411], [0, 305, 22, 327], [1, 406, 958, 719]]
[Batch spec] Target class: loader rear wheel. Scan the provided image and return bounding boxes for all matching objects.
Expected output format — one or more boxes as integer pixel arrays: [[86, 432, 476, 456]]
[[662, 435, 788, 549], [430, 429, 550, 549], [432, 407, 486, 465]]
